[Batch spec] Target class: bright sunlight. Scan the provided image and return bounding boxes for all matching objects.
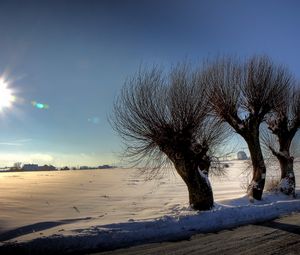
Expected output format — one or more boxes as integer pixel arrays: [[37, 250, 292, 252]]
[[0, 78, 15, 110]]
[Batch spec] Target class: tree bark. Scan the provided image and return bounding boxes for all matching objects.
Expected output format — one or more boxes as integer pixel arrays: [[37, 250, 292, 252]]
[[173, 159, 214, 211], [161, 139, 214, 211], [245, 134, 266, 201], [277, 155, 296, 197], [272, 136, 296, 197]]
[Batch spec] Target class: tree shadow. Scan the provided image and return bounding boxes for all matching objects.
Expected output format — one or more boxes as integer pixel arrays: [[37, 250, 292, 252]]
[[0, 217, 92, 242], [260, 221, 300, 235]]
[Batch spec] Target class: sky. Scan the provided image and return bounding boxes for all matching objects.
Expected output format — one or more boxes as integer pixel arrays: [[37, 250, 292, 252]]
[[0, 0, 300, 167]]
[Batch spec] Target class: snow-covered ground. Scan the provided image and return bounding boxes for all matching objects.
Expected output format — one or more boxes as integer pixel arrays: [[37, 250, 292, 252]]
[[0, 160, 299, 253]]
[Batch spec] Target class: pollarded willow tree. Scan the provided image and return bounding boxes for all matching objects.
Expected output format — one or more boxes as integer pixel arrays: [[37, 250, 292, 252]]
[[264, 85, 300, 197], [205, 56, 289, 201], [111, 65, 228, 211]]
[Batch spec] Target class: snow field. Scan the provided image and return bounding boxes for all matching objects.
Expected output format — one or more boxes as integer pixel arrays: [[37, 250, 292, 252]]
[[0, 160, 299, 253]]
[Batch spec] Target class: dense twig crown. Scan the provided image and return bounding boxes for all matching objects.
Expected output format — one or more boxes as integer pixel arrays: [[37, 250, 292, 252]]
[[111, 65, 227, 177]]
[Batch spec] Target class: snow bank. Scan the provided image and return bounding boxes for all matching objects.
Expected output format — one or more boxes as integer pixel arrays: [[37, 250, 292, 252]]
[[1, 191, 300, 254]]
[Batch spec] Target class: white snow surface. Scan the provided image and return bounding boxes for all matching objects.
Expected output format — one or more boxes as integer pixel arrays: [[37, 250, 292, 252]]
[[0, 160, 300, 253]]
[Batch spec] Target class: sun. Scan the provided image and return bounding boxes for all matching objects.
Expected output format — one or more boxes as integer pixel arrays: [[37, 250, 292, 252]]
[[0, 78, 15, 110]]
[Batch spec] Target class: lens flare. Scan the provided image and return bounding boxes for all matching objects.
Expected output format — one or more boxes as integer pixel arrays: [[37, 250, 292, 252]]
[[0, 78, 15, 110], [88, 117, 100, 124], [31, 101, 49, 109]]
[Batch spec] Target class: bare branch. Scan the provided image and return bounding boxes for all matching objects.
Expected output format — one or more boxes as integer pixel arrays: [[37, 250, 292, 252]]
[[110, 64, 228, 179], [202, 57, 243, 132], [240, 56, 289, 121]]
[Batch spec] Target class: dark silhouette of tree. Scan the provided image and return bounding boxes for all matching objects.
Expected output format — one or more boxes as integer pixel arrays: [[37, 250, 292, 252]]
[[205, 56, 288, 201], [264, 84, 300, 197], [111, 65, 228, 211]]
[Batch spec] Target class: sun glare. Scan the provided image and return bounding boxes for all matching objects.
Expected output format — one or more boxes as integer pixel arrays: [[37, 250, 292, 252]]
[[0, 78, 15, 110]]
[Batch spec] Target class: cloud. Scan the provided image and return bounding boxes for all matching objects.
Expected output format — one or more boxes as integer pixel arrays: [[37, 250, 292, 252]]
[[0, 152, 53, 166], [0, 142, 22, 146], [16, 138, 32, 143], [28, 153, 53, 162], [0, 138, 32, 146], [0, 151, 117, 167]]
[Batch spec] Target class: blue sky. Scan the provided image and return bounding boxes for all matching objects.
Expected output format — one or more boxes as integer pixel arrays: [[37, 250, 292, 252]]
[[0, 0, 300, 167]]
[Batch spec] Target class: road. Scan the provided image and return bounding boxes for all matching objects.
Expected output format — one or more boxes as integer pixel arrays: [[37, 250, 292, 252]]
[[94, 212, 300, 255]]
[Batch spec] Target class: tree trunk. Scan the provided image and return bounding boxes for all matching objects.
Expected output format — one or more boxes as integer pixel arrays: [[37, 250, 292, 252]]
[[246, 135, 266, 201], [274, 137, 296, 197], [277, 155, 296, 197], [174, 161, 214, 211], [162, 142, 214, 211]]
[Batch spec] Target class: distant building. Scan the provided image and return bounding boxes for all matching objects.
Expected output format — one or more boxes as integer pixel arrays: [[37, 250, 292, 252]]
[[237, 151, 248, 160], [98, 165, 114, 169], [38, 165, 56, 171], [22, 164, 39, 171]]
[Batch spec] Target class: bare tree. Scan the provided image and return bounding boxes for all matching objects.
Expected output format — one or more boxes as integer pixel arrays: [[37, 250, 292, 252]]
[[111, 65, 228, 211], [264, 84, 300, 197], [205, 56, 288, 201]]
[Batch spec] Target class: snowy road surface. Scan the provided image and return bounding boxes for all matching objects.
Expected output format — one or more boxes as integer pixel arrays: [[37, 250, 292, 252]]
[[99, 212, 300, 255]]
